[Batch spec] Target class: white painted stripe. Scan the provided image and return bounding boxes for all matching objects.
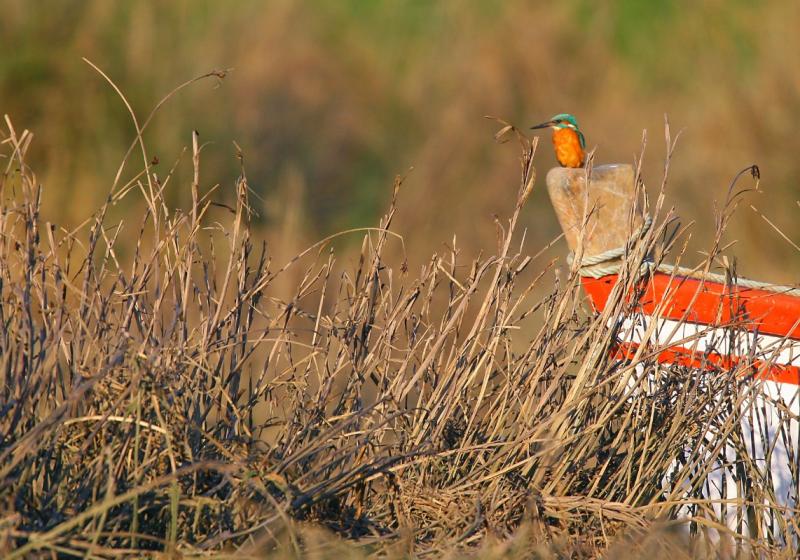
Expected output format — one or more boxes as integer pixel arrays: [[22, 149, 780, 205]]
[[617, 314, 800, 367], [666, 378, 800, 540]]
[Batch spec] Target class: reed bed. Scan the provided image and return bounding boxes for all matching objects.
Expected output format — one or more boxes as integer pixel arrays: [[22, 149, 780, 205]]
[[0, 82, 797, 558]]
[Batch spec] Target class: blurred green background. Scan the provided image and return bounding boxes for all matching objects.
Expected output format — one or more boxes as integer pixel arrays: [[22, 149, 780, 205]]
[[2, 0, 799, 281]]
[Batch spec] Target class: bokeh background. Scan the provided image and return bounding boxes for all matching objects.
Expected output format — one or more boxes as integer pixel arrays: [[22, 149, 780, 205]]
[[2, 0, 799, 282]]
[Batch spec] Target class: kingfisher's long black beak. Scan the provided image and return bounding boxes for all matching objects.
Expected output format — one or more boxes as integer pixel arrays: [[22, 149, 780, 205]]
[[530, 120, 555, 130]]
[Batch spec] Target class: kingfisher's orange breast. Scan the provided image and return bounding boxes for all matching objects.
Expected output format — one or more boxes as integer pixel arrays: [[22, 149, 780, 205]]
[[551, 128, 584, 168]]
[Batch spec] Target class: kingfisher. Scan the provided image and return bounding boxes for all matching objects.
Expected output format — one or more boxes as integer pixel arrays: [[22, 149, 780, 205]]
[[530, 113, 586, 168]]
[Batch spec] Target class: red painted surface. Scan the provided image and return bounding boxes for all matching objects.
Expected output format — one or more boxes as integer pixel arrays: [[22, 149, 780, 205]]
[[613, 342, 800, 386], [582, 273, 800, 339], [582, 272, 800, 385]]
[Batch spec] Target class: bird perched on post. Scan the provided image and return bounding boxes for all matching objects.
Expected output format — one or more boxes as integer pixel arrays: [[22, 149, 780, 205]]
[[530, 113, 586, 168]]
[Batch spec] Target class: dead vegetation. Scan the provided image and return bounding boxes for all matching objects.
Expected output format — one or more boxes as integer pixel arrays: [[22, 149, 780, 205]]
[[0, 78, 798, 558]]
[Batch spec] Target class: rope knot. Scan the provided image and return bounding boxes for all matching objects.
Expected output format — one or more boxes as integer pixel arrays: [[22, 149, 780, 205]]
[[567, 215, 653, 279]]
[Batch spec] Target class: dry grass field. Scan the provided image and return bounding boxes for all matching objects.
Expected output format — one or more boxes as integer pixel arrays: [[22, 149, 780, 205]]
[[1, 69, 798, 557]]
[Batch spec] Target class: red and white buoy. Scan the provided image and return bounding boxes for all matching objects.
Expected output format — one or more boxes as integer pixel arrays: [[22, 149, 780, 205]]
[[582, 273, 800, 385], [546, 164, 800, 539]]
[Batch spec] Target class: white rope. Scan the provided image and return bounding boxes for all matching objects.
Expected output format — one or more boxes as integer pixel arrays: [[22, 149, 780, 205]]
[[569, 215, 800, 296], [566, 215, 652, 277]]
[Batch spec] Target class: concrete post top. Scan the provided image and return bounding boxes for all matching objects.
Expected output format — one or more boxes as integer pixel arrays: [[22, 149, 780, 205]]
[[545, 163, 640, 258], [546, 163, 633, 187]]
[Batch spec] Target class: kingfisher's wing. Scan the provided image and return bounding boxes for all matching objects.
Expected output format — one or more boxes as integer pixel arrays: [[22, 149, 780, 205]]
[[577, 129, 586, 150]]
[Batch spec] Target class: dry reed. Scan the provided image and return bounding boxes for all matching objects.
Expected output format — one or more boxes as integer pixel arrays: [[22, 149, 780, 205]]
[[0, 77, 798, 559]]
